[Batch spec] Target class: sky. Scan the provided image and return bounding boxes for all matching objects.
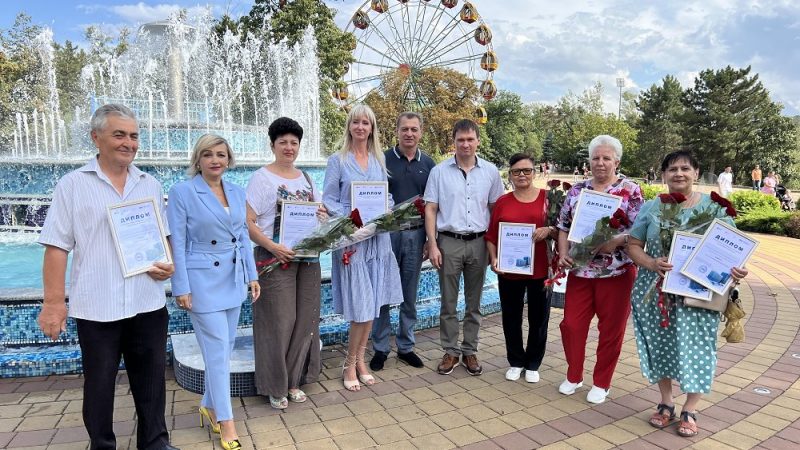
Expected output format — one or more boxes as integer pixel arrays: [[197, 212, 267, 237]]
[[2, 0, 799, 116]]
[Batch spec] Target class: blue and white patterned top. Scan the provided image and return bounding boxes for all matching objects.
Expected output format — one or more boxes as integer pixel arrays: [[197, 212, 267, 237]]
[[322, 152, 402, 322]]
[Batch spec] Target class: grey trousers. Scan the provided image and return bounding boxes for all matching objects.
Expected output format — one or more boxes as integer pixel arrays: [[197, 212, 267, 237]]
[[253, 256, 321, 398], [437, 233, 488, 356]]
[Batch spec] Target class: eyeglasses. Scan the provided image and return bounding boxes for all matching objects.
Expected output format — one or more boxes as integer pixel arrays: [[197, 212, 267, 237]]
[[510, 168, 534, 176]]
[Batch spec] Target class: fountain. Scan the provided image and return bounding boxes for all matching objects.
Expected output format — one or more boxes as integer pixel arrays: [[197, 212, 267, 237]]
[[0, 12, 500, 385]]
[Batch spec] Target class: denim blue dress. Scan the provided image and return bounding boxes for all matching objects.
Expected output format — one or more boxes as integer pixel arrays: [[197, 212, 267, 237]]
[[323, 153, 402, 322]]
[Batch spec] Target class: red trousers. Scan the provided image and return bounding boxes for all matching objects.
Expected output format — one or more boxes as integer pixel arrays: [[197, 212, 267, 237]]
[[560, 268, 636, 389]]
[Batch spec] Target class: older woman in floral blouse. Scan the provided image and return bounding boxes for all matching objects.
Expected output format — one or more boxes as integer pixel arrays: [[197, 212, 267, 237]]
[[556, 135, 644, 404]]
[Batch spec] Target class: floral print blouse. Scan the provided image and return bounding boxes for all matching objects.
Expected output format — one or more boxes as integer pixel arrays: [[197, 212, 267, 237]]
[[557, 176, 644, 278]]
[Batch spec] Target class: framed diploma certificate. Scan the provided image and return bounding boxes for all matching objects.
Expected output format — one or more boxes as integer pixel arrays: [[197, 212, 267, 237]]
[[107, 197, 171, 278], [680, 219, 759, 295], [351, 181, 388, 223], [662, 231, 712, 301], [279, 201, 321, 258], [496, 222, 536, 275], [567, 189, 623, 243]]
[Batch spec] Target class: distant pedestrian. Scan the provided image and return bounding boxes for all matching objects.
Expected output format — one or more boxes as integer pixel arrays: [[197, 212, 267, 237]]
[[761, 171, 777, 195], [717, 166, 733, 198], [751, 165, 762, 190]]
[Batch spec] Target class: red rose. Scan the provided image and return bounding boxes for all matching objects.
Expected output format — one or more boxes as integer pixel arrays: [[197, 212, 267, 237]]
[[609, 217, 621, 229], [350, 209, 364, 228], [413, 198, 426, 216], [256, 257, 277, 268], [548, 179, 561, 188], [726, 206, 737, 217], [562, 182, 572, 191], [670, 192, 687, 203], [659, 193, 676, 204], [613, 208, 627, 220]]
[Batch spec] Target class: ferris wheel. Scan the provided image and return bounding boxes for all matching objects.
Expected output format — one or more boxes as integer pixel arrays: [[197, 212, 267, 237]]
[[334, 0, 498, 122]]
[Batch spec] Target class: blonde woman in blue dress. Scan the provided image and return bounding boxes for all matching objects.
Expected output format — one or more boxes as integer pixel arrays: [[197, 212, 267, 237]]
[[323, 104, 403, 391]]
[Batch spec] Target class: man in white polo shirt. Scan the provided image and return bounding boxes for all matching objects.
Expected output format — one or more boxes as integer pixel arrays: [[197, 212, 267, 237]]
[[38, 104, 178, 450], [424, 119, 504, 376]]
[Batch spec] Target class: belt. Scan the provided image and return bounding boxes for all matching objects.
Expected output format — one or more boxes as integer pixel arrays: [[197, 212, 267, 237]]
[[439, 230, 486, 241]]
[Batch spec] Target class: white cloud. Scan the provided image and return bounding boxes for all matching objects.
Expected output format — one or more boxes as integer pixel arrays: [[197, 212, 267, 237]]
[[333, 0, 799, 114]]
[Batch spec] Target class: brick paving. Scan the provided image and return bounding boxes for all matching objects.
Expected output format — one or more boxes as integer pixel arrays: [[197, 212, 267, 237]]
[[1, 232, 799, 449]]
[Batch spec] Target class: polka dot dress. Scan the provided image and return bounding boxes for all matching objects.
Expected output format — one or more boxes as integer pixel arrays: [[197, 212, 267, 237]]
[[629, 196, 725, 394]]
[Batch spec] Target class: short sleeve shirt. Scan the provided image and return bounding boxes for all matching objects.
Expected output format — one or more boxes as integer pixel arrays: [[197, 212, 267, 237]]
[[384, 147, 436, 203], [38, 157, 169, 322], [423, 156, 504, 233]]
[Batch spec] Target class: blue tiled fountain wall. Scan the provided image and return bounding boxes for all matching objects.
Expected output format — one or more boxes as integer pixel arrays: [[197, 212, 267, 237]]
[[0, 161, 500, 378], [0, 269, 500, 378]]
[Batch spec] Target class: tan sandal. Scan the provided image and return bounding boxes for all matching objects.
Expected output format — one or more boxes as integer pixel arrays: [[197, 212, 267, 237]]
[[649, 403, 677, 429], [342, 355, 360, 391], [677, 411, 698, 437]]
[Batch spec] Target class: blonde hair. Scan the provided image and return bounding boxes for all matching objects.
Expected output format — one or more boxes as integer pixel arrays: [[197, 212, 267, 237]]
[[337, 104, 385, 171], [187, 134, 235, 177]]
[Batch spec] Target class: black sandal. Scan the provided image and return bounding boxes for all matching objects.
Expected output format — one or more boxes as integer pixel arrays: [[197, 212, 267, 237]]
[[677, 411, 698, 437], [648, 403, 677, 429]]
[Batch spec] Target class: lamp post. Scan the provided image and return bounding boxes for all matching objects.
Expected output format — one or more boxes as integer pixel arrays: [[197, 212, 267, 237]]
[[616, 77, 625, 119]]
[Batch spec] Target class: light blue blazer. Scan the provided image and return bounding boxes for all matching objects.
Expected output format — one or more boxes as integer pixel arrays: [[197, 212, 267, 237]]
[[167, 175, 258, 313]]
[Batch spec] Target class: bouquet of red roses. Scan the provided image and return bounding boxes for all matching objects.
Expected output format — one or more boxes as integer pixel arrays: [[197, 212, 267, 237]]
[[544, 180, 571, 289], [256, 209, 364, 275], [567, 208, 631, 269], [644, 191, 738, 326], [545, 179, 572, 226], [329, 196, 426, 251]]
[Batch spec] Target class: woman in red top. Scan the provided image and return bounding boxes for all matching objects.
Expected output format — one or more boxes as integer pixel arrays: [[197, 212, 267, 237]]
[[486, 153, 557, 383]]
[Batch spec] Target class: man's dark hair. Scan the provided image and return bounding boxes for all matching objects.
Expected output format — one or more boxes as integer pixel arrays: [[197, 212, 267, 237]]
[[508, 153, 535, 168], [452, 119, 480, 139], [268, 117, 304, 143], [660, 150, 699, 172]]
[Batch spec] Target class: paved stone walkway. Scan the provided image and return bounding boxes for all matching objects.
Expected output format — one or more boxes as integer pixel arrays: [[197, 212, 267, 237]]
[[2, 232, 799, 449]]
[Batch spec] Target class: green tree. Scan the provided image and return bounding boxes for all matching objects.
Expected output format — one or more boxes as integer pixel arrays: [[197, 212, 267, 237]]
[[0, 13, 45, 152], [231, 0, 354, 153], [482, 90, 538, 166], [682, 65, 793, 181], [53, 40, 88, 122], [631, 75, 685, 176], [541, 132, 555, 163], [364, 67, 480, 158]]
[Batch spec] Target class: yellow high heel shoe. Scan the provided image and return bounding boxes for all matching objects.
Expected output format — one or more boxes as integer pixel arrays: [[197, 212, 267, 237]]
[[198, 406, 220, 434], [219, 438, 242, 450]]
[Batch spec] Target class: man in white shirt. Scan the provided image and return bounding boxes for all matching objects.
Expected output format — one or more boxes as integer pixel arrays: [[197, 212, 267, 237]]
[[718, 166, 734, 198], [38, 104, 178, 450], [424, 119, 504, 376]]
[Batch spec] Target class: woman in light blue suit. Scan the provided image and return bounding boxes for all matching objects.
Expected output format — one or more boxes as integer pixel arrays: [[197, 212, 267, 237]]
[[168, 134, 259, 450]]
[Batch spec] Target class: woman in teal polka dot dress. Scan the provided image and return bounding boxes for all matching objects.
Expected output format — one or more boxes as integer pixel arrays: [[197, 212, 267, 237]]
[[627, 151, 749, 438]]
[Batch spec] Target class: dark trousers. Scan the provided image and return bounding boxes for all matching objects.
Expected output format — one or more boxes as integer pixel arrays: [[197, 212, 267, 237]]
[[76, 307, 169, 450], [498, 277, 550, 370]]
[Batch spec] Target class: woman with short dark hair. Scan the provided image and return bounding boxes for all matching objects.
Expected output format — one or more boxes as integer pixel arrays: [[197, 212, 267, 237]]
[[246, 117, 326, 409], [627, 150, 749, 437], [485, 153, 556, 383]]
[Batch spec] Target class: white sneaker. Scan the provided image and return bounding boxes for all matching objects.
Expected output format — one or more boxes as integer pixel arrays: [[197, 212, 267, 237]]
[[505, 367, 523, 381], [586, 386, 610, 404], [558, 379, 583, 395], [525, 370, 540, 383]]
